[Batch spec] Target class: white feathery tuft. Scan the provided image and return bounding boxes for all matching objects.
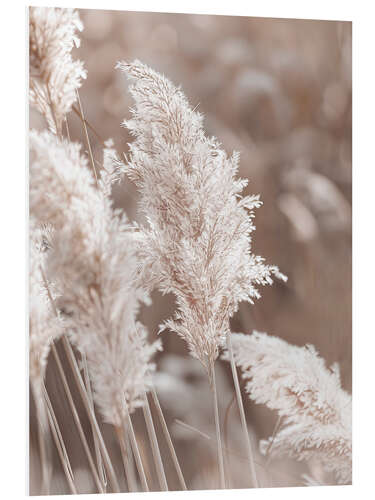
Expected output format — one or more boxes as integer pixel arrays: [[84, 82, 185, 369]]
[[117, 60, 286, 371], [29, 218, 63, 392], [29, 130, 161, 426], [29, 6, 87, 135], [226, 331, 352, 484]]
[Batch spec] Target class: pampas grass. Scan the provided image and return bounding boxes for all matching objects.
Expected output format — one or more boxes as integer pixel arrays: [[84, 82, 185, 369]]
[[29, 7, 86, 135], [29, 129, 161, 428], [117, 59, 286, 371], [28, 7, 352, 494], [226, 331, 352, 484], [117, 59, 287, 487]]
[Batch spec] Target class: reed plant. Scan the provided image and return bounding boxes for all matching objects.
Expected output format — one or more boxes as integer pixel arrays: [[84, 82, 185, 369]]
[[28, 7, 352, 494]]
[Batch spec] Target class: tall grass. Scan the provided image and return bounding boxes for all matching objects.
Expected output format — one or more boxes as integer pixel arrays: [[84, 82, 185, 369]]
[[28, 7, 352, 495]]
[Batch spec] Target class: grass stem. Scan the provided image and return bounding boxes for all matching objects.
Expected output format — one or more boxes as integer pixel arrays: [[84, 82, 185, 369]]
[[114, 424, 137, 492], [142, 392, 168, 491], [43, 384, 74, 482], [150, 388, 187, 490], [61, 335, 120, 493], [209, 362, 226, 489], [31, 382, 51, 495], [227, 333, 259, 488], [40, 267, 104, 493], [124, 407, 149, 492], [75, 90, 99, 187], [82, 352, 107, 491], [50, 343, 104, 493], [44, 387, 77, 494]]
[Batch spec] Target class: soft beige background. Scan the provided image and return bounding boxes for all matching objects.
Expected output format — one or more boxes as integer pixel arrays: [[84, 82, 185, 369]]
[[30, 9, 352, 494]]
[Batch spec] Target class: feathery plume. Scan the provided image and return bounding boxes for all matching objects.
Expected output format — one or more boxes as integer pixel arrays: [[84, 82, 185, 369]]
[[226, 331, 352, 484], [29, 129, 161, 426], [117, 60, 286, 372], [100, 138, 126, 197], [29, 219, 60, 495], [29, 218, 63, 392], [29, 7, 87, 135]]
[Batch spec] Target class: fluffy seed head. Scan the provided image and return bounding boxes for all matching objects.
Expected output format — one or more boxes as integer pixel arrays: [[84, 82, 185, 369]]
[[29, 130, 161, 425], [29, 219, 63, 389], [29, 6, 87, 134], [226, 331, 352, 484], [118, 60, 286, 371]]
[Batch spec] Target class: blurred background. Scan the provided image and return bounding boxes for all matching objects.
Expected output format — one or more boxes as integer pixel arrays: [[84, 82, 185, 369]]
[[30, 9, 352, 494]]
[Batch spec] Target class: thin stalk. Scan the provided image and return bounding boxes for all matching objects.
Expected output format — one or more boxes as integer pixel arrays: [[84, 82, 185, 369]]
[[71, 105, 129, 180], [72, 105, 106, 146], [125, 429, 137, 491], [64, 116, 71, 142], [50, 343, 104, 493], [264, 415, 283, 466], [43, 384, 74, 482], [150, 388, 187, 490], [209, 362, 226, 489], [227, 333, 259, 488], [75, 90, 99, 187], [142, 392, 168, 491], [174, 419, 211, 440], [41, 268, 107, 493], [61, 335, 120, 493], [175, 418, 264, 464], [223, 394, 235, 490], [124, 407, 149, 492], [46, 83, 61, 139], [44, 390, 77, 494], [223, 394, 235, 453], [131, 321, 167, 490], [114, 424, 137, 492], [82, 352, 107, 491], [31, 382, 51, 495]]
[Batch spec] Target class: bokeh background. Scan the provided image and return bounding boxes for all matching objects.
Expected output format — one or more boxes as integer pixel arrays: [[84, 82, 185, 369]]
[[30, 9, 352, 494]]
